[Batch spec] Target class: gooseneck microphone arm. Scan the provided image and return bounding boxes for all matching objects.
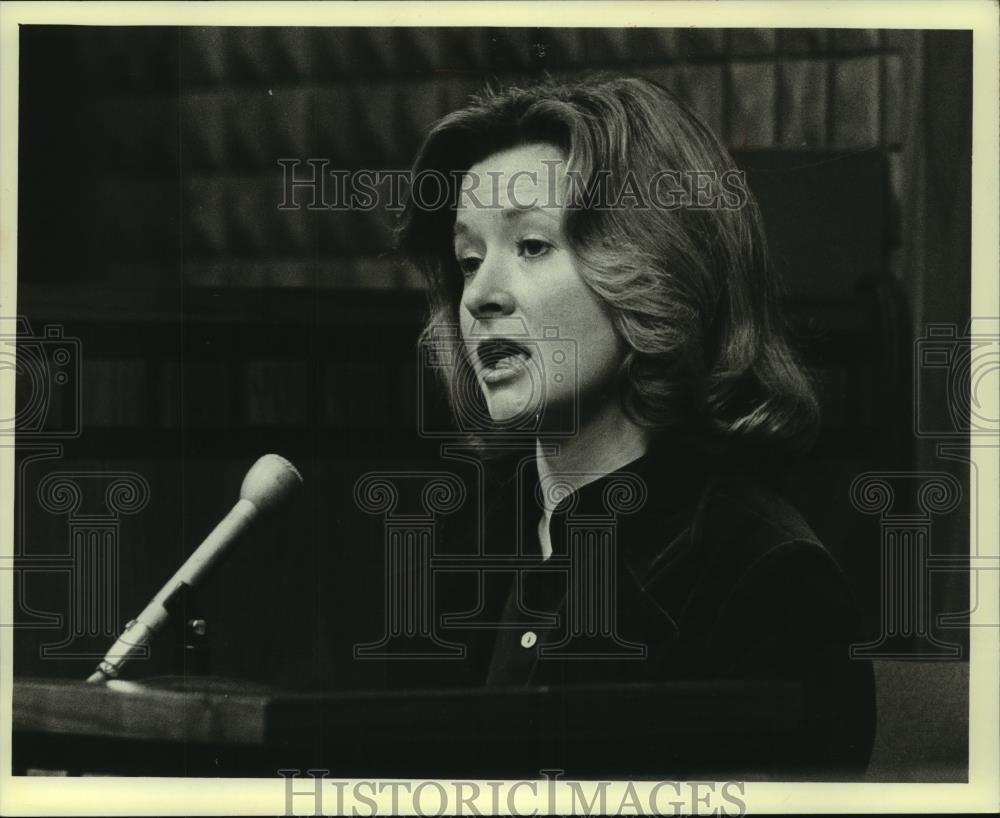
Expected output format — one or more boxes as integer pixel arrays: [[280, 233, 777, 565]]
[[85, 454, 303, 684]]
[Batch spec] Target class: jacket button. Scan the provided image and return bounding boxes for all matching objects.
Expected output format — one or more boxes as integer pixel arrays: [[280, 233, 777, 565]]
[[520, 631, 537, 648]]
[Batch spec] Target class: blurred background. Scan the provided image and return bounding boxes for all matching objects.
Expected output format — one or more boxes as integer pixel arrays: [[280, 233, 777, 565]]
[[12, 26, 973, 777]]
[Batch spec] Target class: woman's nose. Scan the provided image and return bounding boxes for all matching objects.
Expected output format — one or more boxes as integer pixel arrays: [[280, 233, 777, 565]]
[[461, 256, 515, 317]]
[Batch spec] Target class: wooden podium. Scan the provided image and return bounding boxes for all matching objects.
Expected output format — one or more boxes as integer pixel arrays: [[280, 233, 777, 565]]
[[13, 676, 806, 778]]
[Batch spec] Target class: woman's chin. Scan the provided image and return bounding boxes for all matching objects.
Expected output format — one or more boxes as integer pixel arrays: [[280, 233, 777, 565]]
[[485, 395, 540, 425]]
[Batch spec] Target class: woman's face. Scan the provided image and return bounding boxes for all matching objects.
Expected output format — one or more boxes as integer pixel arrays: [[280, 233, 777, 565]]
[[453, 142, 624, 428]]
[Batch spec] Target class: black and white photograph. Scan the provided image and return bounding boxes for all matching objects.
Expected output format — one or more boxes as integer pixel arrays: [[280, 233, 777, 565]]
[[1, 1, 997, 815]]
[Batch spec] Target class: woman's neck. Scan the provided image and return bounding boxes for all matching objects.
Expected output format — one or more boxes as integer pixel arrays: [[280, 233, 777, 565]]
[[535, 403, 652, 513]]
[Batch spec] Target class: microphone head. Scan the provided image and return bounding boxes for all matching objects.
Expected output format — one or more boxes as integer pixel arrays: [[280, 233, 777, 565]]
[[240, 454, 303, 512]]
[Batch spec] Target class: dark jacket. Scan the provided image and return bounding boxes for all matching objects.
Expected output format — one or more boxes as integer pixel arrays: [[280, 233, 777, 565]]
[[433, 437, 877, 779]]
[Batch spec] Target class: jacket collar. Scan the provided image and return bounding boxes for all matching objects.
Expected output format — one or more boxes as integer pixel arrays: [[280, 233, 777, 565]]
[[497, 434, 712, 576]]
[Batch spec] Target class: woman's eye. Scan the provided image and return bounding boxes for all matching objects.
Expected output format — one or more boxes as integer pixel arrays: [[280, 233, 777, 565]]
[[517, 239, 552, 260], [457, 256, 482, 277]]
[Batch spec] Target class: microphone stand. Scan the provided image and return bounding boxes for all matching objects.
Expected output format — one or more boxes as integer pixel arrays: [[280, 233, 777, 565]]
[[163, 581, 212, 678]]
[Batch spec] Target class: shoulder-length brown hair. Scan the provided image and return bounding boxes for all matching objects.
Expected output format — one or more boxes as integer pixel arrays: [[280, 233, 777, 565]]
[[398, 74, 819, 458]]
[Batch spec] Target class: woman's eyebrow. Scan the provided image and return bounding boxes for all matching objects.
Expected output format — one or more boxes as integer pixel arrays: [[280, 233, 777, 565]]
[[453, 205, 558, 237], [502, 205, 559, 224]]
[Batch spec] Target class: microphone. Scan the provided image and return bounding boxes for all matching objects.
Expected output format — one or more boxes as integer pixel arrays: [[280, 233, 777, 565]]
[[86, 454, 303, 684]]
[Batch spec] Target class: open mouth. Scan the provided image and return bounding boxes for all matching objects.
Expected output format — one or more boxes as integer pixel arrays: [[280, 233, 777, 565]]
[[475, 338, 532, 381]]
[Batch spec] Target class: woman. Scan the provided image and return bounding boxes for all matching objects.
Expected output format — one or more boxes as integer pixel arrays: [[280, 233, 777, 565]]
[[397, 75, 876, 778]]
